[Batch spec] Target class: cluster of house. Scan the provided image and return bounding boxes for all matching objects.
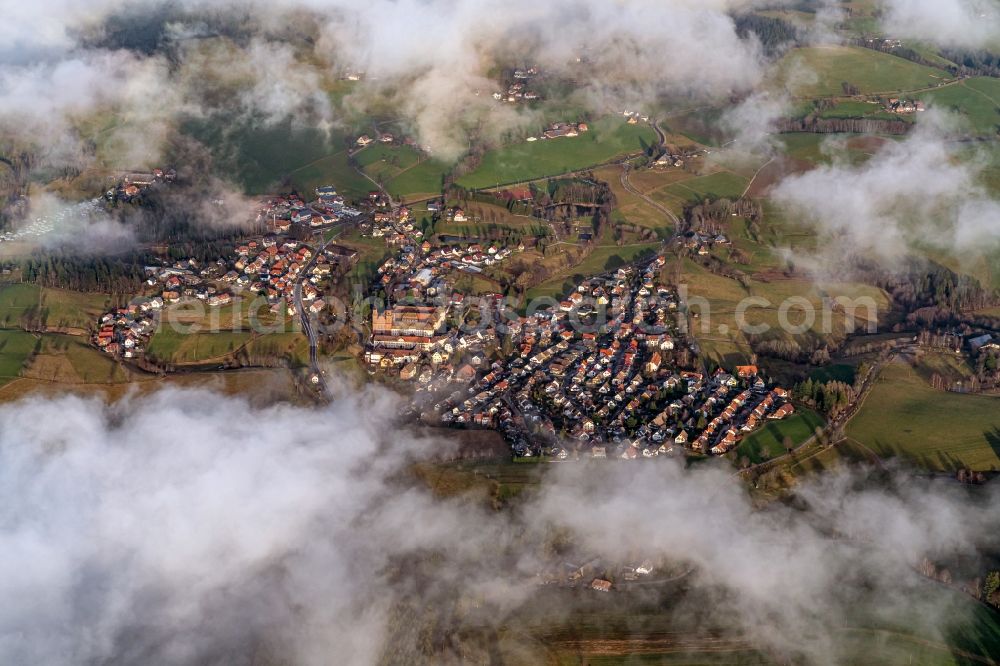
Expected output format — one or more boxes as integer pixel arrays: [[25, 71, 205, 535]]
[[441, 205, 470, 223], [491, 66, 541, 104], [369, 206, 423, 245], [234, 238, 337, 316], [678, 230, 731, 256], [356, 132, 422, 148], [383, 253, 795, 459], [258, 186, 362, 232], [360, 191, 531, 369], [94, 299, 161, 358], [94, 184, 361, 359], [885, 98, 925, 114], [688, 371, 793, 455], [105, 167, 177, 202], [493, 81, 540, 104], [381, 240, 515, 296], [527, 121, 589, 142], [622, 109, 648, 124], [863, 37, 903, 49], [536, 557, 660, 591]]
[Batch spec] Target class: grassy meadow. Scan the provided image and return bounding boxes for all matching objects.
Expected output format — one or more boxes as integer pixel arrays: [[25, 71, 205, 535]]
[[918, 77, 1000, 137], [146, 297, 307, 366], [774, 46, 951, 97], [846, 360, 1000, 471], [736, 408, 825, 464], [457, 116, 656, 189], [352, 143, 451, 199]]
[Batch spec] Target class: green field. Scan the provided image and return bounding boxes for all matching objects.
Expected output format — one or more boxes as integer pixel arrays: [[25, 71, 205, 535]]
[[778, 133, 834, 163], [385, 159, 451, 199], [919, 78, 1000, 137], [147, 329, 254, 363], [660, 171, 750, 202], [286, 150, 374, 200], [457, 116, 656, 189], [23, 334, 131, 384], [0, 284, 107, 332], [39, 288, 109, 330], [62, 337, 129, 382], [181, 115, 354, 194], [736, 408, 825, 464], [0, 329, 37, 384], [0, 284, 40, 328], [775, 46, 950, 97], [0, 285, 122, 385], [147, 302, 309, 368], [355, 143, 423, 173], [412, 457, 546, 507], [181, 114, 384, 198], [847, 360, 1000, 470], [352, 143, 452, 199], [816, 99, 908, 122], [776, 132, 905, 168]]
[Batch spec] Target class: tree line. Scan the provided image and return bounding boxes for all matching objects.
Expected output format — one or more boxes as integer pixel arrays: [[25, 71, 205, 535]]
[[11, 254, 150, 294], [775, 116, 912, 135], [733, 14, 799, 56]]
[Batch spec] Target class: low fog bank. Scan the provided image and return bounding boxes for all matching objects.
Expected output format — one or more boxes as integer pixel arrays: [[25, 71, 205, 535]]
[[0, 384, 997, 664], [879, 0, 1000, 50], [770, 111, 1000, 275], [3, 0, 996, 211]]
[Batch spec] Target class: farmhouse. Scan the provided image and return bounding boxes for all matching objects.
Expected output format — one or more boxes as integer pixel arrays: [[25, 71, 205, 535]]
[[591, 578, 612, 592]]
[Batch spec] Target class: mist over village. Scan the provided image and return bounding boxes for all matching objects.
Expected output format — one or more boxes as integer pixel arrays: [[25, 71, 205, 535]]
[[2, 1, 1000, 664]]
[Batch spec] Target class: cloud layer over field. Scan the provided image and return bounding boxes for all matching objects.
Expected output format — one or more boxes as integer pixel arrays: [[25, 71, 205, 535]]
[[3, 0, 995, 182], [770, 112, 1000, 272], [3, 0, 998, 173], [1, 0, 775, 174], [0, 385, 997, 664], [879, 0, 1000, 49]]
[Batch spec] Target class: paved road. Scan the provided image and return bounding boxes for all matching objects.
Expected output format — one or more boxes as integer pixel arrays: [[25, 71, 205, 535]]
[[293, 224, 349, 395], [650, 119, 667, 153]]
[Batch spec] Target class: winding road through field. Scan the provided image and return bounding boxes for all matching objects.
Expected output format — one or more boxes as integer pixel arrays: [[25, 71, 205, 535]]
[[619, 163, 681, 231]]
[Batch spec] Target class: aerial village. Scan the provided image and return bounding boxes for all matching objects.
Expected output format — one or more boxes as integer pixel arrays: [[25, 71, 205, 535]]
[[359, 199, 795, 461], [370, 260, 794, 460], [93, 184, 364, 359], [92, 165, 794, 462]]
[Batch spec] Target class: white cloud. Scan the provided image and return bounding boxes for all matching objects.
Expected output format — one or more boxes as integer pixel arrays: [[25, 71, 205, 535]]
[[0, 0, 776, 168], [879, 0, 1000, 49], [0, 384, 996, 664], [770, 112, 1000, 268]]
